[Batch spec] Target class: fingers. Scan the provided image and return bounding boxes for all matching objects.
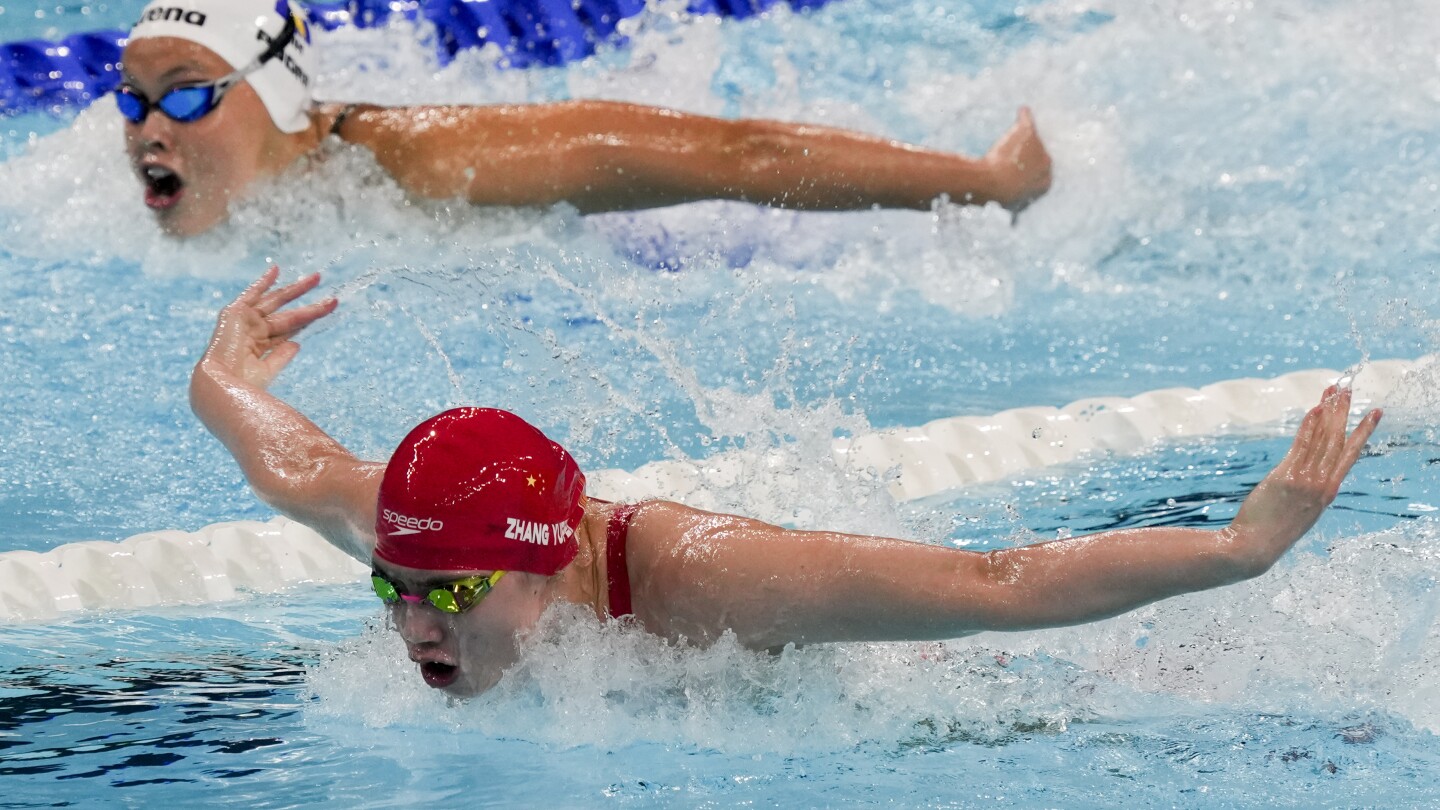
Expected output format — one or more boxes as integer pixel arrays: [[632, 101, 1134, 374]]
[[265, 296, 338, 340], [233, 267, 322, 316], [236, 266, 281, 307], [257, 272, 323, 316], [1313, 385, 1350, 471], [229, 268, 332, 337], [261, 340, 302, 382], [1290, 384, 1382, 490], [1336, 408, 1383, 475], [1281, 384, 1344, 476], [1280, 397, 1325, 475]]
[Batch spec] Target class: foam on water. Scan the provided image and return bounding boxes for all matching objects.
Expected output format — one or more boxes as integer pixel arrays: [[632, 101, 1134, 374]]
[[304, 518, 1439, 752], [2, 0, 1438, 800], [5, 0, 1432, 341], [6, 0, 1434, 321], [0, 0, 1432, 523]]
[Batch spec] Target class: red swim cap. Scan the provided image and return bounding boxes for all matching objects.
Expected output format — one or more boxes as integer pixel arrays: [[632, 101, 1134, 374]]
[[374, 408, 586, 575]]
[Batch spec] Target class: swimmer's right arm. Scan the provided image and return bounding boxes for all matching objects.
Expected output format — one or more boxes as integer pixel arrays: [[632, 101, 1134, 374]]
[[189, 268, 383, 564]]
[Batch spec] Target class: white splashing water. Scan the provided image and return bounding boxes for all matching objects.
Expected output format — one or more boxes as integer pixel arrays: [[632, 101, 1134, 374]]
[[1, 0, 1436, 755], [305, 520, 1440, 750]]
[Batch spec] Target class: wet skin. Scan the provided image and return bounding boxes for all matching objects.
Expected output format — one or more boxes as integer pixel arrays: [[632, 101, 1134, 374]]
[[374, 561, 556, 696], [121, 37, 1050, 236], [120, 38, 316, 237]]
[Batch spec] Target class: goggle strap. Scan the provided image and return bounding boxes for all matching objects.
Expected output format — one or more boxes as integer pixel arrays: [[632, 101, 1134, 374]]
[[252, 13, 298, 71]]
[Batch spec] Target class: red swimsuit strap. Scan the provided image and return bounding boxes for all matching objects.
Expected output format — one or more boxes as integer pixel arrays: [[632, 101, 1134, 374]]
[[605, 503, 642, 618]]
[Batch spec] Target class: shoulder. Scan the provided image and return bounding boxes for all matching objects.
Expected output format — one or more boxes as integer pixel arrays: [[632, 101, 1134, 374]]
[[313, 103, 386, 140], [581, 496, 663, 532], [620, 500, 770, 556], [318, 103, 533, 142], [579, 498, 711, 543]]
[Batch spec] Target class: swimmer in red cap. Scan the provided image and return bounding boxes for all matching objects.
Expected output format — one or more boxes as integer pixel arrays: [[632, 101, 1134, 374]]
[[192, 269, 1383, 696], [122, 0, 1050, 237]]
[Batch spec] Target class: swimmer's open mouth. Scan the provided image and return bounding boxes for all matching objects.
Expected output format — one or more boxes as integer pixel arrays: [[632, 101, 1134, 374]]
[[420, 661, 460, 689], [143, 165, 185, 209]]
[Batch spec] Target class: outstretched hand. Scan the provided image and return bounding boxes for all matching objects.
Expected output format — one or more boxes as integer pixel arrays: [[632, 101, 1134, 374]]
[[197, 267, 337, 390], [1227, 384, 1382, 571], [983, 106, 1052, 214]]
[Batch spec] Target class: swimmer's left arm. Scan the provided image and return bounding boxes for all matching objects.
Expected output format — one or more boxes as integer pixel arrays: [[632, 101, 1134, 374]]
[[629, 388, 1380, 648], [340, 102, 1051, 214], [629, 505, 1233, 647]]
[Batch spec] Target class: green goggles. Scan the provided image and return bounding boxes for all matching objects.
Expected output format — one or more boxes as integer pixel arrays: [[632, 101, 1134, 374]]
[[370, 570, 506, 614]]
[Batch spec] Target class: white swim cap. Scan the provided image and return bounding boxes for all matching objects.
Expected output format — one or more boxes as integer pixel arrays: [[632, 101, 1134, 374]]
[[128, 0, 315, 134]]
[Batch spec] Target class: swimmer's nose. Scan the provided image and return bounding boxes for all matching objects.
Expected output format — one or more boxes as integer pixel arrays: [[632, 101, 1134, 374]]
[[393, 600, 446, 645], [135, 111, 175, 152]]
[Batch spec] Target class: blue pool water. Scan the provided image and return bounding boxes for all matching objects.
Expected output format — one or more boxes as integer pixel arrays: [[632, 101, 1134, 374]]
[[1, 0, 1438, 806]]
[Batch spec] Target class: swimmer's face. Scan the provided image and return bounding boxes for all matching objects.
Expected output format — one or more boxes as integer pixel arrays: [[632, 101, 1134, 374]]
[[376, 562, 552, 697], [120, 38, 300, 237]]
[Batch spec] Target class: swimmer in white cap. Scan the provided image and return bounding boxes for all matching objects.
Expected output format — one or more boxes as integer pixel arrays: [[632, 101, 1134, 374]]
[[120, 0, 1052, 236], [189, 268, 1382, 696]]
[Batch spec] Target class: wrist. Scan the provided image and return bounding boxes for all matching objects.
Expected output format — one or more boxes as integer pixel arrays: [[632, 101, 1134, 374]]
[[974, 156, 1017, 207]]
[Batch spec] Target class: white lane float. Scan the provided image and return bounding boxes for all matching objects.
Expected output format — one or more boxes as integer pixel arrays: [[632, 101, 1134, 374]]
[[0, 357, 1427, 622]]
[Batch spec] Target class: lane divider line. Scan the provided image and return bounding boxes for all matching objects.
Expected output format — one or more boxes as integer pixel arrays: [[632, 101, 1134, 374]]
[[1, 356, 1427, 622]]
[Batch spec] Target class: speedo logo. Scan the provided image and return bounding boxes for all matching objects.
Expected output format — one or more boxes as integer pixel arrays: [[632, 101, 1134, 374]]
[[140, 7, 207, 26], [504, 518, 574, 546], [382, 509, 444, 536]]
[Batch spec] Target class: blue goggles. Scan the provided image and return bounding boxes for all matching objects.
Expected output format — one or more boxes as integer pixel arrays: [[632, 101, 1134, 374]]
[[116, 81, 239, 125], [116, 12, 297, 125]]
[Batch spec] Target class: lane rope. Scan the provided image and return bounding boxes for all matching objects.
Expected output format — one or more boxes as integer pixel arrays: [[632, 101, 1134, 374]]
[[2, 356, 1427, 623]]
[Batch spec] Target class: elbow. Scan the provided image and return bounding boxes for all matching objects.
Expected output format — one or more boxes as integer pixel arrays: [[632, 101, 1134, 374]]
[[655, 119, 794, 202], [964, 550, 1032, 631], [249, 448, 341, 517], [719, 121, 866, 209], [1213, 527, 1279, 583], [724, 121, 792, 181], [244, 463, 309, 518]]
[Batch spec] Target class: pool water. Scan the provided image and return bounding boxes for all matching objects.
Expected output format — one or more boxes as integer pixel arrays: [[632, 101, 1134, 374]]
[[1, 0, 1438, 806]]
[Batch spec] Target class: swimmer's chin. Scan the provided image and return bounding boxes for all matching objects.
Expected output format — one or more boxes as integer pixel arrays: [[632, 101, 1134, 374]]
[[150, 205, 229, 239], [142, 186, 231, 238]]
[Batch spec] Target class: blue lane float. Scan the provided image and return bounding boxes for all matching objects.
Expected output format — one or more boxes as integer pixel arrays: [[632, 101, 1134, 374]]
[[0, 0, 831, 118], [0, 31, 127, 116]]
